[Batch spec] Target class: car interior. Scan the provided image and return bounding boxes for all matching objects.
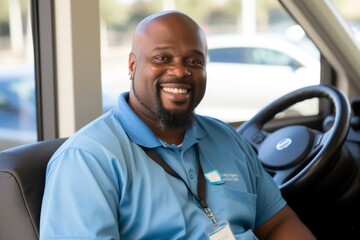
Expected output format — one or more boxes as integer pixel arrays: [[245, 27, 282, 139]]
[[1, 0, 360, 239]]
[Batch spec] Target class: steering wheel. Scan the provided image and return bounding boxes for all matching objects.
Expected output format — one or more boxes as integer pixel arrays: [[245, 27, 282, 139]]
[[237, 85, 351, 193]]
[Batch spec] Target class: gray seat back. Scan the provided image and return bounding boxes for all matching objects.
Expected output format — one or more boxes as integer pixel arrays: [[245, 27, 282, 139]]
[[0, 138, 66, 240]]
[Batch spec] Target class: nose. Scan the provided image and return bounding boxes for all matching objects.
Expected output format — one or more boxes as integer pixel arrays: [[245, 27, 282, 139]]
[[168, 61, 191, 77]]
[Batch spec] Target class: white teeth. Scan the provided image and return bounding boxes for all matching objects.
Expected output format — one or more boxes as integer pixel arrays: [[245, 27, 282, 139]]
[[162, 87, 188, 94]]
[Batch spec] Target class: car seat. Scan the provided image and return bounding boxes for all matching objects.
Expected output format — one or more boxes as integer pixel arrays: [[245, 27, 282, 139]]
[[0, 138, 66, 240]]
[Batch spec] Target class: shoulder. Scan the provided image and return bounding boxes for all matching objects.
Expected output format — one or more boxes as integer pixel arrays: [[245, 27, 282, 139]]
[[195, 114, 250, 147], [50, 111, 131, 164], [195, 114, 237, 134], [195, 114, 261, 169]]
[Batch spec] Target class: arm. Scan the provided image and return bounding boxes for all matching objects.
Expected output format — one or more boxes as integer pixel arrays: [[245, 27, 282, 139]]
[[254, 205, 316, 240], [40, 148, 120, 239]]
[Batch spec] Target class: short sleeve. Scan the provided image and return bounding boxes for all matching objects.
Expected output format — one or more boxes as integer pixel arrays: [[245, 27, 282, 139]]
[[40, 147, 120, 239]]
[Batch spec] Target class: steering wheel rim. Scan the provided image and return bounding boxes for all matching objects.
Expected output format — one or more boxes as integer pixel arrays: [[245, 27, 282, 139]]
[[237, 85, 351, 193]]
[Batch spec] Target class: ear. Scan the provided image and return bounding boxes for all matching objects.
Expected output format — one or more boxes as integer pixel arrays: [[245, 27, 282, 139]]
[[128, 52, 136, 80]]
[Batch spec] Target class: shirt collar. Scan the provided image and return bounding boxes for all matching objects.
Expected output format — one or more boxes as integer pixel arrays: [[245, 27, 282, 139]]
[[113, 92, 207, 149]]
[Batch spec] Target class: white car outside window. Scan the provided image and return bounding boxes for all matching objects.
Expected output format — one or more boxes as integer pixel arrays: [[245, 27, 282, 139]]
[[196, 34, 321, 122]]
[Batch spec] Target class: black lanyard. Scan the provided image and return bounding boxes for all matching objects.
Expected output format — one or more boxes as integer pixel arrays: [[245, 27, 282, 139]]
[[141, 144, 217, 224]]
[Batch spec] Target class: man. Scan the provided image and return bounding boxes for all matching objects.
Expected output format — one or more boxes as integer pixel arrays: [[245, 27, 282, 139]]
[[40, 10, 315, 239]]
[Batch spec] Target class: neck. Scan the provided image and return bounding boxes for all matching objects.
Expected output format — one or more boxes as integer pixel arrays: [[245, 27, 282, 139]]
[[152, 125, 186, 145]]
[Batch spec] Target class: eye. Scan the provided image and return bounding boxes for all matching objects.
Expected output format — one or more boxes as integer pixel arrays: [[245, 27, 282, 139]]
[[187, 59, 204, 67], [153, 55, 170, 63]]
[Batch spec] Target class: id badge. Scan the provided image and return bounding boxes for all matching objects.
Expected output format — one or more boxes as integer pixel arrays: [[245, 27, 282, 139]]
[[205, 219, 236, 240]]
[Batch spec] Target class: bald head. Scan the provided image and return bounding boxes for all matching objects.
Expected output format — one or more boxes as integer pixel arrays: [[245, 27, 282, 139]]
[[131, 10, 207, 54]]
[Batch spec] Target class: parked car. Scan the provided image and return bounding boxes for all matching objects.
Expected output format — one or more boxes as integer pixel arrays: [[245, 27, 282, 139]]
[[0, 67, 36, 127], [196, 34, 321, 122], [0, 65, 37, 148], [0, 66, 114, 149]]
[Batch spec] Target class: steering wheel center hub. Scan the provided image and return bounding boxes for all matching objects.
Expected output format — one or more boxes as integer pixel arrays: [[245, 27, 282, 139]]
[[259, 126, 313, 169]]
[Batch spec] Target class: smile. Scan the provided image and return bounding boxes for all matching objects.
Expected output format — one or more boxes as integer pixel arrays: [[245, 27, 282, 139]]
[[162, 87, 188, 94]]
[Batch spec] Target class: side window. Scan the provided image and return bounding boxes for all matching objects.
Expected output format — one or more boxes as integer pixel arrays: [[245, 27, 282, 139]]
[[0, 0, 36, 150]]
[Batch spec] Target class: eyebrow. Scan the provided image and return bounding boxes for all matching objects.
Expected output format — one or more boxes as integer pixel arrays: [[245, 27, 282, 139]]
[[152, 46, 205, 59]]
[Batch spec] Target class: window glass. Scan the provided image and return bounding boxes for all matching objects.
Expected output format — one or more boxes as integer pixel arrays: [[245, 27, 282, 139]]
[[0, 0, 36, 150], [99, 0, 321, 123]]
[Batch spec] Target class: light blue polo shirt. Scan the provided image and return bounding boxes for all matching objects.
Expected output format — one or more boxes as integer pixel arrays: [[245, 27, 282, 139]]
[[40, 92, 286, 240]]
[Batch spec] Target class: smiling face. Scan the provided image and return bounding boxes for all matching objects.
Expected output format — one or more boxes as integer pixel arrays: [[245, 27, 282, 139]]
[[128, 11, 208, 130]]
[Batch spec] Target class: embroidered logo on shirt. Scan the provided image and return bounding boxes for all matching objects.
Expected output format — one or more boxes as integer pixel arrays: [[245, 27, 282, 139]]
[[221, 173, 240, 182]]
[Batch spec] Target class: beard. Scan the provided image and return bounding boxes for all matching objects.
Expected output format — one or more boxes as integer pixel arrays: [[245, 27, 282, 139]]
[[132, 80, 195, 130], [156, 98, 195, 129]]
